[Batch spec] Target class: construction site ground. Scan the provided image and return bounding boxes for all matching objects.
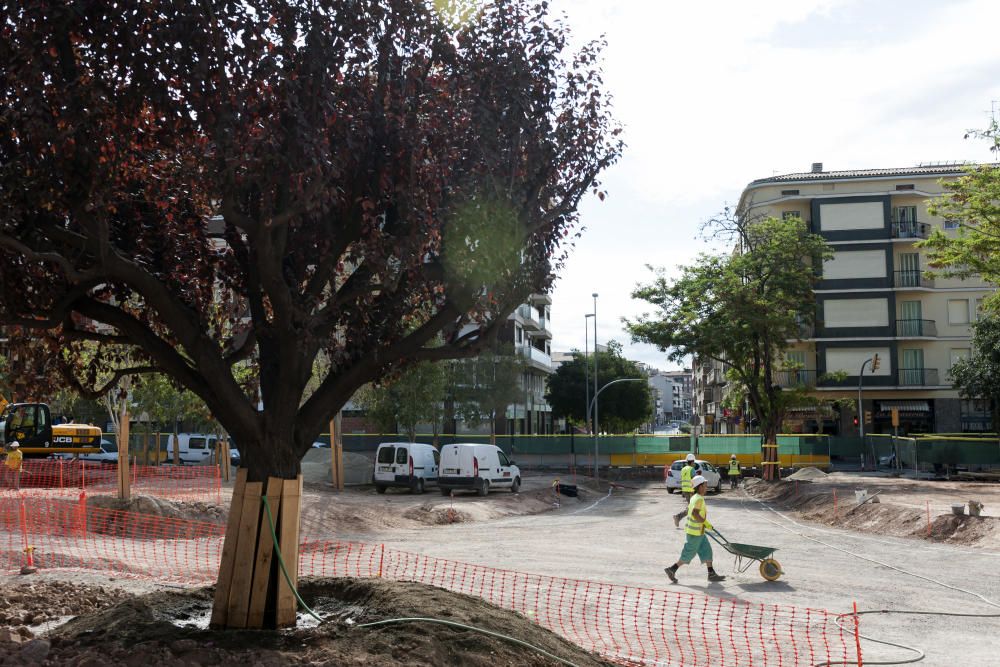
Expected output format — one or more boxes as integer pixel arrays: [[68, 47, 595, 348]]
[[3, 469, 1000, 666]]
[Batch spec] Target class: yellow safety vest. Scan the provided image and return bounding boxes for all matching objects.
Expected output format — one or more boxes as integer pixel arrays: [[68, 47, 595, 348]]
[[685, 493, 707, 536], [729, 460, 740, 476], [4, 449, 22, 472], [680, 465, 694, 493]]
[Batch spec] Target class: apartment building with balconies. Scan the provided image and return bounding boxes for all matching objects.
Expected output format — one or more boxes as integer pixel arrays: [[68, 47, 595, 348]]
[[507, 293, 555, 434], [740, 163, 996, 435]]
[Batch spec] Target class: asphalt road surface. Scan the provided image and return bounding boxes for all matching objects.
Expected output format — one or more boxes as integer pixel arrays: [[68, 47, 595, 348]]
[[355, 480, 1000, 667]]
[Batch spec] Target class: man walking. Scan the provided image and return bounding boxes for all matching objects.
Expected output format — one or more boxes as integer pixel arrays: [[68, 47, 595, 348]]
[[673, 453, 698, 528], [3, 441, 23, 490], [665, 475, 726, 583], [728, 454, 741, 489]]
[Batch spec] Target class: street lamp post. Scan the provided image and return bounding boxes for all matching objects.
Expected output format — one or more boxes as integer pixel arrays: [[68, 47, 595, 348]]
[[592, 293, 598, 475], [590, 378, 644, 482], [584, 313, 594, 434], [857, 353, 880, 468]]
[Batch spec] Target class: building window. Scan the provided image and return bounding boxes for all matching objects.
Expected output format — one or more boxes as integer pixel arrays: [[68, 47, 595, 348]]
[[781, 189, 800, 196], [974, 298, 984, 321], [782, 211, 801, 220], [515, 325, 523, 344], [895, 184, 915, 191], [947, 299, 970, 325], [943, 219, 960, 230], [892, 206, 917, 223]]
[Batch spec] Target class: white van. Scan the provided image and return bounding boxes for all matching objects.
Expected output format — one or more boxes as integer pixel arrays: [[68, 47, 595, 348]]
[[373, 442, 439, 494], [438, 443, 520, 496], [165, 433, 217, 465]]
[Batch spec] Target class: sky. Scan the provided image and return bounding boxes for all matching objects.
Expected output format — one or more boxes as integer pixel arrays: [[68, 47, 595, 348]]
[[544, 0, 1000, 370]]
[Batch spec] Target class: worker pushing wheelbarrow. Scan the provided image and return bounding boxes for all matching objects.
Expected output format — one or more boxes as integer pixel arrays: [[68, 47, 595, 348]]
[[665, 475, 782, 583]]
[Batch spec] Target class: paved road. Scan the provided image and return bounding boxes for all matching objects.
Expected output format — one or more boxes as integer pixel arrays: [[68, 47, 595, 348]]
[[354, 480, 1000, 666]]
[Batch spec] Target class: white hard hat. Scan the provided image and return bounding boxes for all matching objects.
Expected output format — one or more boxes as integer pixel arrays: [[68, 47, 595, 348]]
[[731, 454, 737, 459], [686, 453, 695, 462], [8, 441, 19, 449], [691, 475, 707, 488]]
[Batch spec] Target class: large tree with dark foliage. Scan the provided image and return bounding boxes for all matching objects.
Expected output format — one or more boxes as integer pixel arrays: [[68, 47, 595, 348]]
[[0, 0, 620, 626]]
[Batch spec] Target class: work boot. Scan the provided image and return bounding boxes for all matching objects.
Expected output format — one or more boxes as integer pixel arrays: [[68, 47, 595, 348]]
[[672, 513, 681, 528], [664, 566, 678, 583], [708, 571, 727, 582]]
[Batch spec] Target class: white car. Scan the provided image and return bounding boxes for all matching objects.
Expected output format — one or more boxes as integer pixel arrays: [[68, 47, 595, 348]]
[[665, 459, 722, 494]]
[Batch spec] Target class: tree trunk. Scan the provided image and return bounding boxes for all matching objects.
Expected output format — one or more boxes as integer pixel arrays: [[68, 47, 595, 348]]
[[213, 436, 304, 629], [212, 469, 303, 629]]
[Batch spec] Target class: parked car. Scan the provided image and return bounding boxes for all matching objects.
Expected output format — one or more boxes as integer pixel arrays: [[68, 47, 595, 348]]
[[665, 459, 722, 494], [164, 433, 217, 465], [312, 441, 331, 448], [373, 441, 439, 494], [438, 443, 520, 496], [229, 446, 241, 467], [53, 438, 118, 464]]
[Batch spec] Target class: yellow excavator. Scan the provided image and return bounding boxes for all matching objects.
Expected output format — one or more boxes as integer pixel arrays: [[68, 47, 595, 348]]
[[0, 398, 103, 457]]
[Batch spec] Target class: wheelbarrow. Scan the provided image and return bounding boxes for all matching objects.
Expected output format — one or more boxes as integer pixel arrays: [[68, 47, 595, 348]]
[[707, 528, 783, 581]]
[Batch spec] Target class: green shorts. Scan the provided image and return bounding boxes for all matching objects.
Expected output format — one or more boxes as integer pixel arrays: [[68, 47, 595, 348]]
[[679, 532, 713, 564]]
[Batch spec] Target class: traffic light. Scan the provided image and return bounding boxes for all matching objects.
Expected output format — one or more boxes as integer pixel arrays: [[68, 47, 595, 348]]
[[853, 416, 859, 427], [871, 354, 880, 371], [864, 410, 873, 425]]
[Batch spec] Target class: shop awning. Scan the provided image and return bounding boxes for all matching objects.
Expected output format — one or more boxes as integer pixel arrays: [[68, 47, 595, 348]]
[[877, 400, 930, 412]]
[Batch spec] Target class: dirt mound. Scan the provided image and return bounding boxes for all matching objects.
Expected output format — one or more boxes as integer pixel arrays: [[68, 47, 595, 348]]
[[745, 479, 998, 545], [88, 494, 227, 524], [403, 504, 472, 525], [786, 467, 828, 481], [17, 578, 612, 666]]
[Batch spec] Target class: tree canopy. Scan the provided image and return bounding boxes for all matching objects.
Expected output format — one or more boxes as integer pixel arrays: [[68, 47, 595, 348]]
[[355, 362, 447, 442], [626, 213, 829, 479], [0, 0, 621, 481], [921, 118, 1000, 307], [450, 346, 527, 441], [546, 342, 652, 433], [949, 314, 1000, 436]]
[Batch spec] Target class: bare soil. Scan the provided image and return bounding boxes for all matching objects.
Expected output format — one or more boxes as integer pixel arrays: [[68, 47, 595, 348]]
[[298, 475, 573, 539], [745, 473, 1000, 548], [0, 578, 613, 666], [87, 494, 227, 525]]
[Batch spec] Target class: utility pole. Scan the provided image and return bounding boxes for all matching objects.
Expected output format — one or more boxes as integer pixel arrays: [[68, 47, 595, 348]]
[[592, 293, 599, 477]]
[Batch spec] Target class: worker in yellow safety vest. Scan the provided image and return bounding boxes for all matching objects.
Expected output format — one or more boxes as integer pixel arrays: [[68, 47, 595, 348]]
[[673, 453, 699, 528], [3, 441, 23, 490], [728, 454, 741, 489], [665, 475, 726, 583]]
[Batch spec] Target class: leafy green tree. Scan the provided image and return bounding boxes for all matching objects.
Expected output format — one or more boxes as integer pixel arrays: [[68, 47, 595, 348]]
[[950, 315, 1000, 437], [131, 373, 209, 464], [921, 118, 1000, 307], [451, 347, 527, 443], [546, 342, 652, 433], [355, 362, 448, 442], [627, 213, 830, 480]]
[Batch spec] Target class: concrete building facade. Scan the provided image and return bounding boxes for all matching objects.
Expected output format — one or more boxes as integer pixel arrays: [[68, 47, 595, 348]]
[[739, 163, 996, 435]]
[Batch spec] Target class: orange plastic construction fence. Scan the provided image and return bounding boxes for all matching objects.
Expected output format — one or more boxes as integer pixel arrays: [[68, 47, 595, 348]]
[[0, 493, 861, 666], [0, 458, 222, 504]]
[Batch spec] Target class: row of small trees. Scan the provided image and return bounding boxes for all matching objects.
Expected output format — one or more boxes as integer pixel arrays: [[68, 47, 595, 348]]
[[355, 339, 656, 441]]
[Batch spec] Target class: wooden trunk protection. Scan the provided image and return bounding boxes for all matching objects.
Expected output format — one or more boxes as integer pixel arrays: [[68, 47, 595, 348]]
[[211, 470, 302, 628]]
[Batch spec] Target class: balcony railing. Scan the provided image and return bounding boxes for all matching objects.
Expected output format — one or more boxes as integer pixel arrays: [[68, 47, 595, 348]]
[[896, 319, 937, 337], [891, 221, 930, 239], [898, 368, 939, 386], [519, 344, 551, 367], [774, 369, 818, 388], [893, 270, 934, 288], [517, 304, 540, 330]]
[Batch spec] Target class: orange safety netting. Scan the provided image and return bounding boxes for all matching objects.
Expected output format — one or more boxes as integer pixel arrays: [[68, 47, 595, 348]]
[[0, 459, 222, 504], [0, 493, 861, 666]]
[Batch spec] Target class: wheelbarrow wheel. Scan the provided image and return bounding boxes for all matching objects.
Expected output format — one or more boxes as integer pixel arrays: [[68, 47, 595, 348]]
[[759, 558, 782, 581]]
